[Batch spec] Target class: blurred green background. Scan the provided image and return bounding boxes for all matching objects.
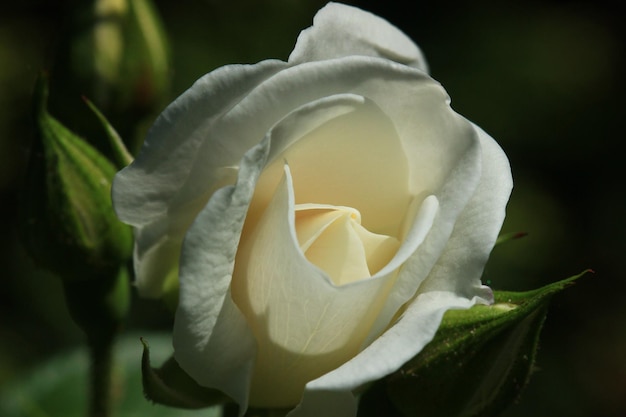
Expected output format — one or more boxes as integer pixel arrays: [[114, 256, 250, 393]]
[[0, 0, 624, 416]]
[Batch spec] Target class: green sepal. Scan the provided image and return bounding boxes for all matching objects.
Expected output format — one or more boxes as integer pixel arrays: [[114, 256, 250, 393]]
[[83, 95, 134, 169], [140, 338, 231, 409], [20, 74, 133, 283], [370, 270, 591, 417]]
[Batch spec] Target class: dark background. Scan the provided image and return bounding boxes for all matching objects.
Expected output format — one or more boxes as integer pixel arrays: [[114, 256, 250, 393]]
[[1, 0, 624, 416]]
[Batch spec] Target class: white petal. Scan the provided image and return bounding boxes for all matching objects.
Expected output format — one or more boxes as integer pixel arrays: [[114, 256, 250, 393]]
[[351, 217, 400, 277], [289, 291, 482, 417], [418, 124, 513, 300], [326, 82, 482, 346], [222, 58, 473, 235], [172, 139, 272, 414], [289, 3, 428, 72], [131, 224, 181, 297], [295, 207, 371, 285], [113, 61, 285, 295], [231, 165, 413, 408], [370, 119, 483, 332], [296, 208, 400, 286], [252, 94, 411, 238], [114, 60, 286, 226], [294, 205, 359, 252]]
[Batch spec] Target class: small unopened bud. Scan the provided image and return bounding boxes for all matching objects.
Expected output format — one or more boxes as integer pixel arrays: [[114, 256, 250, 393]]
[[85, 0, 170, 111], [51, 0, 170, 145], [20, 74, 133, 283]]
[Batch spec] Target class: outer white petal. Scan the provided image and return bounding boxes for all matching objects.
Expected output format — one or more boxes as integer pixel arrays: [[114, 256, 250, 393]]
[[357, 83, 484, 346], [114, 60, 286, 226], [172, 139, 272, 414], [288, 292, 481, 417], [130, 222, 181, 297], [289, 3, 428, 73], [220, 57, 460, 229], [115, 57, 452, 296], [112, 60, 287, 295], [419, 124, 513, 299]]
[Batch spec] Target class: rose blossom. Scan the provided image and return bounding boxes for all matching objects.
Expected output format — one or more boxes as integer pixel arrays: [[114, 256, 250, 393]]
[[113, 3, 512, 416]]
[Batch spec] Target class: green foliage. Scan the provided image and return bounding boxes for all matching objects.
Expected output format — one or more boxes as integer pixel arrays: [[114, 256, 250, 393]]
[[0, 334, 223, 417]]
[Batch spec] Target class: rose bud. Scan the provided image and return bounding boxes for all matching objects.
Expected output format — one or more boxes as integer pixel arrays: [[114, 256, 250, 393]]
[[20, 74, 134, 341], [51, 0, 170, 146]]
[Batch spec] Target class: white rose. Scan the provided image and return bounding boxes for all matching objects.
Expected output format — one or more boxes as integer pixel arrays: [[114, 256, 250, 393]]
[[113, 2, 512, 416]]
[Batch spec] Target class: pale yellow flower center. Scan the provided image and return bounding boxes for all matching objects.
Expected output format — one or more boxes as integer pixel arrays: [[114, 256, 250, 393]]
[[294, 203, 400, 285]]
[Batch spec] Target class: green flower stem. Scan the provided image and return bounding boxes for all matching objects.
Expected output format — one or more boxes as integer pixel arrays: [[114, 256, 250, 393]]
[[62, 268, 130, 417], [88, 337, 115, 417]]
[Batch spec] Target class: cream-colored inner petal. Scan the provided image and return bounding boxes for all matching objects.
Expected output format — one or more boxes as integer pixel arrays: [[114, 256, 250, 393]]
[[231, 166, 405, 407], [230, 96, 417, 407], [295, 204, 400, 286], [246, 95, 411, 242]]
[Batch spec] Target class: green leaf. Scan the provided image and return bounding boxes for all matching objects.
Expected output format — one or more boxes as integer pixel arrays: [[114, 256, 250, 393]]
[[375, 270, 591, 417], [0, 333, 223, 417], [140, 337, 231, 409]]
